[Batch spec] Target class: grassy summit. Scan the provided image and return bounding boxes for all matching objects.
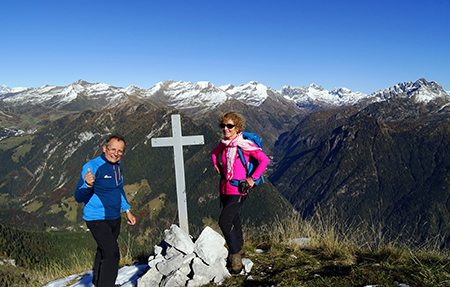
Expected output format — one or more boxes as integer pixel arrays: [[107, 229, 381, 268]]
[[2, 208, 450, 286]]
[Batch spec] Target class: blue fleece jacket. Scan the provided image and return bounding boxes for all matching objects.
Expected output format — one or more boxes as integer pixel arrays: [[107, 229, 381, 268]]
[[75, 153, 131, 221]]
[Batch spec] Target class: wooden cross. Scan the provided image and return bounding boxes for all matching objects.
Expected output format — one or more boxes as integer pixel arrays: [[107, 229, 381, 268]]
[[151, 114, 204, 234]]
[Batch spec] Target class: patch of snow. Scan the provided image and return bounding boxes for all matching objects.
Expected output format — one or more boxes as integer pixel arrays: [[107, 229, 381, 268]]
[[42, 264, 148, 287]]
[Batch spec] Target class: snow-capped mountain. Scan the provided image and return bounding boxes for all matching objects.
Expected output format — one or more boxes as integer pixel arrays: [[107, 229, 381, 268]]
[[371, 78, 449, 103], [219, 81, 271, 106], [0, 85, 27, 95], [0, 80, 138, 110], [1, 78, 448, 115], [279, 83, 368, 107], [145, 80, 229, 109], [144, 80, 368, 110]]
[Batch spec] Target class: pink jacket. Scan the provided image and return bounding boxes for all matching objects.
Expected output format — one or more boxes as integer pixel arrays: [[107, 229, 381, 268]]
[[211, 142, 270, 195]]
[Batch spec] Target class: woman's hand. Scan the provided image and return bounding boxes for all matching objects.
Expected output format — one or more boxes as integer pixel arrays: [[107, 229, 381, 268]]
[[246, 177, 255, 188], [214, 165, 222, 175]]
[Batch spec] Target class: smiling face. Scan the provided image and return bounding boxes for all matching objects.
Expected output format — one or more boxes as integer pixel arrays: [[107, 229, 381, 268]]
[[222, 119, 238, 140], [102, 138, 125, 163]]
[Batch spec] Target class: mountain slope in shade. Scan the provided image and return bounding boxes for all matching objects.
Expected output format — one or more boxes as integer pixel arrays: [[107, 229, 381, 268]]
[[269, 97, 450, 244]]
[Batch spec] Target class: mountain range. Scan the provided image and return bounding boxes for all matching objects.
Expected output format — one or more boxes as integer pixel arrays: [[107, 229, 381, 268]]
[[2, 78, 448, 118], [1, 78, 450, 245]]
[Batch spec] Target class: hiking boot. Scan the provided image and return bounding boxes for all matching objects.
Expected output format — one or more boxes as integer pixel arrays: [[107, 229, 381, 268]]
[[238, 247, 245, 258], [229, 253, 243, 274]]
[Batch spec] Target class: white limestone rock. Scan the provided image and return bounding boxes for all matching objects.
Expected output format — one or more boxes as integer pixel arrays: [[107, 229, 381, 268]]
[[194, 226, 226, 265], [164, 224, 195, 255], [137, 266, 163, 287]]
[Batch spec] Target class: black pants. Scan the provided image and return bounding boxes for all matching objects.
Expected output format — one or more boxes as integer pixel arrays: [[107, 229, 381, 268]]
[[219, 194, 245, 254], [86, 217, 121, 287]]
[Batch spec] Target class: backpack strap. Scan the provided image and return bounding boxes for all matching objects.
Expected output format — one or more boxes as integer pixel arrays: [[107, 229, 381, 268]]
[[230, 146, 266, 187], [227, 147, 248, 187], [237, 145, 265, 185], [237, 146, 249, 178]]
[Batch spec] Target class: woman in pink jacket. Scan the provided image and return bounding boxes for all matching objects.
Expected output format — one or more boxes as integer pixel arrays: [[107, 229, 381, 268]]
[[211, 111, 270, 274]]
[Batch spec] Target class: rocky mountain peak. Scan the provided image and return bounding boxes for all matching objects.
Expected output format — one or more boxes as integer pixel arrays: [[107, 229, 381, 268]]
[[73, 79, 89, 86], [308, 83, 325, 91], [371, 78, 449, 103]]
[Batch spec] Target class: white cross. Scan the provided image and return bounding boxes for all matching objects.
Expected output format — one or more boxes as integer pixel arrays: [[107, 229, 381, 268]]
[[151, 114, 204, 235]]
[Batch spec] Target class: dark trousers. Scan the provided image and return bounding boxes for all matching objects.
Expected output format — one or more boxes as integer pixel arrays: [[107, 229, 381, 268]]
[[86, 217, 121, 287], [219, 195, 245, 254]]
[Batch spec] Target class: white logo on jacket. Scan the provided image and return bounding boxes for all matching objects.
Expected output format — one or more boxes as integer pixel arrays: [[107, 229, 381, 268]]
[[104, 175, 112, 179]]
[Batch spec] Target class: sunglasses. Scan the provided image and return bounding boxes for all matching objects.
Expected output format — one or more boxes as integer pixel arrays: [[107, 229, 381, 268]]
[[220, 123, 235, 129]]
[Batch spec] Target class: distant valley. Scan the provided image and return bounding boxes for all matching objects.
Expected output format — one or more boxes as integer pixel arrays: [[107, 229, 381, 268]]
[[1, 78, 449, 245]]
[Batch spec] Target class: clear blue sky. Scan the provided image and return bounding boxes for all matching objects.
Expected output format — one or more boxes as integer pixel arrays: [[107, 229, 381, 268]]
[[1, 0, 449, 94]]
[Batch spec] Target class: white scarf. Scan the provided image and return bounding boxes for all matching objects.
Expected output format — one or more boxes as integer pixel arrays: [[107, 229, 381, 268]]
[[221, 133, 261, 180]]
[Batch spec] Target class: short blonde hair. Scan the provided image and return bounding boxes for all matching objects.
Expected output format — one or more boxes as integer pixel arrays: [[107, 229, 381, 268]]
[[219, 112, 245, 133]]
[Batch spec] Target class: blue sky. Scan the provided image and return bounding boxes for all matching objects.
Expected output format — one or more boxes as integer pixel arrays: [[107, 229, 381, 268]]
[[1, 0, 449, 94]]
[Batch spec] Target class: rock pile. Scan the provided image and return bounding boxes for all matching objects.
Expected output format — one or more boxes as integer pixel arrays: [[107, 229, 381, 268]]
[[137, 224, 252, 287]]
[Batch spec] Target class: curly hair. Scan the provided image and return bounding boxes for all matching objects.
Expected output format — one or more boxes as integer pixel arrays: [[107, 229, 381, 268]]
[[219, 112, 245, 133]]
